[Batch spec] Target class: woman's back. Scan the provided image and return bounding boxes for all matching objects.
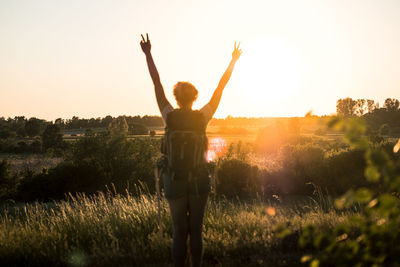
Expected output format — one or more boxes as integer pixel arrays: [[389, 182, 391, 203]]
[[166, 109, 207, 132]]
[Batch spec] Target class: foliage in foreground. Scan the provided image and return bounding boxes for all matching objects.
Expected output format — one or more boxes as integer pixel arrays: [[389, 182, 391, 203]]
[[294, 117, 400, 267], [0, 192, 351, 266]]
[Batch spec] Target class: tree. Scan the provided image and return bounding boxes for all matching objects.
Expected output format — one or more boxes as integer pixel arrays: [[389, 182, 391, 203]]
[[383, 98, 399, 111], [354, 99, 366, 116], [0, 127, 14, 139], [366, 99, 376, 113], [102, 115, 113, 128], [42, 124, 63, 151], [336, 98, 357, 117], [54, 118, 65, 128], [108, 116, 129, 135], [16, 126, 27, 137], [25, 118, 42, 137], [70, 116, 80, 129]]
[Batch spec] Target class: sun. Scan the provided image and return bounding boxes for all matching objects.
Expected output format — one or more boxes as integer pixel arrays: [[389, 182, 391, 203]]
[[233, 38, 304, 109]]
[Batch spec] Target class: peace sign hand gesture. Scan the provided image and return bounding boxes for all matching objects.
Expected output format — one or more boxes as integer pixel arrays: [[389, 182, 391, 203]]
[[232, 42, 242, 62], [140, 33, 151, 55]]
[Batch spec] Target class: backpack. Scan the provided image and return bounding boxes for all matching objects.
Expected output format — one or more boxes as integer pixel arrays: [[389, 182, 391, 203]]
[[161, 109, 208, 178]]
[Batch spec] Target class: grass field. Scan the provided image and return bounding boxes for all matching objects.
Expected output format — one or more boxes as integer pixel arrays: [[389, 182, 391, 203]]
[[0, 153, 62, 174], [0, 191, 355, 266]]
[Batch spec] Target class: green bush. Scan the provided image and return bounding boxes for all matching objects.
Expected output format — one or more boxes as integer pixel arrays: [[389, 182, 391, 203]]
[[42, 123, 65, 153], [0, 160, 18, 198], [0, 126, 15, 139], [215, 137, 383, 198], [16, 132, 161, 201], [129, 123, 149, 135], [216, 158, 259, 198], [260, 144, 367, 196], [379, 123, 390, 136]]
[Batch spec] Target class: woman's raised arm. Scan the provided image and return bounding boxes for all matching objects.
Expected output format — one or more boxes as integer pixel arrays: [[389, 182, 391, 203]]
[[140, 33, 171, 112], [206, 42, 242, 114]]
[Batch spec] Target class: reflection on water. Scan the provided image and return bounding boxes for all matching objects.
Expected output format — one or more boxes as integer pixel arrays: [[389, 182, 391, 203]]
[[207, 137, 227, 162]]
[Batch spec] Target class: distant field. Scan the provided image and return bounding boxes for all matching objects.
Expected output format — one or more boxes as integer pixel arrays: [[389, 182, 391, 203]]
[[59, 126, 258, 145], [0, 153, 62, 174]]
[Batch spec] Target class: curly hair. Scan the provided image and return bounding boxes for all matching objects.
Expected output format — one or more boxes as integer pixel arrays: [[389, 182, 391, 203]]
[[173, 81, 198, 108]]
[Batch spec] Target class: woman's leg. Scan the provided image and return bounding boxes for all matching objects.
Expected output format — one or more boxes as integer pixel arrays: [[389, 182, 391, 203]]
[[188, 193, 208, 267], [167, 195, 189, 267]]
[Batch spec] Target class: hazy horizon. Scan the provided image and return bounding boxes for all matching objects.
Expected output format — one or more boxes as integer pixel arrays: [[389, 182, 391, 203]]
[[1, 0, 400, 120], [1, 112, 332, 122]]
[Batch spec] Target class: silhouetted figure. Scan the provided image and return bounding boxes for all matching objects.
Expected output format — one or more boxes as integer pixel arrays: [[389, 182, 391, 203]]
[[140, 33, 241, 267]]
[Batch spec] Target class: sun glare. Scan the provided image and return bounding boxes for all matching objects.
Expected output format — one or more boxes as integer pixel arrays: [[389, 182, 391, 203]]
[[234, 38, 305, 108]]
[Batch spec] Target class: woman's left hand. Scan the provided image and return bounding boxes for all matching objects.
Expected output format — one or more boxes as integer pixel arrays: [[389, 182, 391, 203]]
[[232, 41, 242, 62]]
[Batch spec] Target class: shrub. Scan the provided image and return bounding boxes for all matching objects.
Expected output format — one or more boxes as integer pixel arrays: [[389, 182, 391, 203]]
[[17, 162, 103, 201], [279, 144, 325, 194], [15, 141, 29, 153], [0, 160, 17, 198], [321, 149, 366, 195], [129, 123, 149, 135], [379, 123, 390, 136], [42, 124, 64, 152], [16, 132, 161, 201], [0, 127, 15, 139], [216, 158, 260, 198], [29, 140, 42, 153]]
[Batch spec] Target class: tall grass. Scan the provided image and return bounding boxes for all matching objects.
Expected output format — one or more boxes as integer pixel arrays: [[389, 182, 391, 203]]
[[0, 191, 354, 266]]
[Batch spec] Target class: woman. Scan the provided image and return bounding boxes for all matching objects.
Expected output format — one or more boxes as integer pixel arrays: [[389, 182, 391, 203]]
[[140, 33, 241, 267]]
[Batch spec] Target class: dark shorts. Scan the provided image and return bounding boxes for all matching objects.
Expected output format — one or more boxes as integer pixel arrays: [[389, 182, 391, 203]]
[[162, 169, 211, 200]]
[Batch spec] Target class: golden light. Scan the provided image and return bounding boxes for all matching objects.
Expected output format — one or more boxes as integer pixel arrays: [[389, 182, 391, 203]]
[[394, 139, 400, 153], [234, 38, 304, 104], [266, 207, 276, 216], [207, 137, 227, 162]]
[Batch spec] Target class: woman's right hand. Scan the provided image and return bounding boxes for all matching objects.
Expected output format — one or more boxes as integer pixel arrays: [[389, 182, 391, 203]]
[[232, 41, 242, 62], [140, 33, 151, 55]]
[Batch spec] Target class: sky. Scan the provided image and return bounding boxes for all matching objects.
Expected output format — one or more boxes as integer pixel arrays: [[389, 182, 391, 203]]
[[1, 0, 399, 120]]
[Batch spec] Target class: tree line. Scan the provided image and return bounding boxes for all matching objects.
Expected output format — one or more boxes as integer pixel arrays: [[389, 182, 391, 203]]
[[336, 97, 399, 117], [336, 97, 400, 135], [0, 116, 160, 155], [0, 115, 163, 139], [1, 97, 399, 140]]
